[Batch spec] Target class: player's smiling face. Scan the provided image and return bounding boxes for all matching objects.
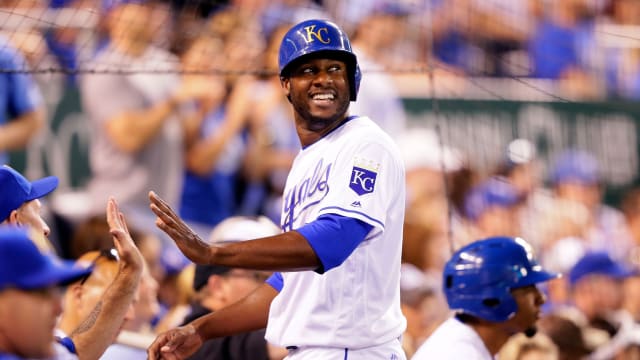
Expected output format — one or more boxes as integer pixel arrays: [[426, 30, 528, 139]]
[[282, 57, 351, 129]]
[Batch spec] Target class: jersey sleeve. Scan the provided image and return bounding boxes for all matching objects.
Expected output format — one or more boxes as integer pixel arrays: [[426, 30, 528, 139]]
[[317, 139, 403, 236], [266, 272, 283, 292]]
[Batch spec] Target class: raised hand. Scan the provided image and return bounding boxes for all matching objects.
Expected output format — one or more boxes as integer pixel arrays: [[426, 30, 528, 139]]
[[148, 191, 212, 264], [106, 197, 144, 274], [147, 324, 203, 360]]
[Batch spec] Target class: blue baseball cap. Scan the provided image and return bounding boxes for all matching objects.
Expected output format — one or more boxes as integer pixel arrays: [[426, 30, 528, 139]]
[[101, 0, 146, 13], [464, 177, 521, 221], [0, 166, 59, 222], [550, 149, 600, 186], [0, 227, 92, 291], [569, 251, 639, 285], [372, 2, 413, 16]]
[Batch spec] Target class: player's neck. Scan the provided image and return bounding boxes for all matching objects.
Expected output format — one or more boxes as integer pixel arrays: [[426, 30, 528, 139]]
[[295, 114, 349, 147], [470, 323, 511, 356]]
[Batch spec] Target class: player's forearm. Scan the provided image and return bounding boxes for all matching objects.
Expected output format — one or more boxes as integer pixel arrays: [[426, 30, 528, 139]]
[[70, 269, 141, 360], [194, 283, 276, 340], [105, 97, 178, 153], [0, 108, 44, 151], [207, 231, 320, 272]]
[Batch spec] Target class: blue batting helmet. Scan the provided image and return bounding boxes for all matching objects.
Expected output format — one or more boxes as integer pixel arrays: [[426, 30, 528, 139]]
[[444, 237, 558, 322], [278, 19, 361, 101]]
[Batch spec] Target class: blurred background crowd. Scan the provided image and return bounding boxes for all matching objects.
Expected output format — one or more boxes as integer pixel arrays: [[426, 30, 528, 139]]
[[2, 0, 640, 359]]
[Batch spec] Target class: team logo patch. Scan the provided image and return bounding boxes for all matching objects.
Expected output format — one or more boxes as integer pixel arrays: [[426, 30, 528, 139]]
[[349, 160, 378, 195]]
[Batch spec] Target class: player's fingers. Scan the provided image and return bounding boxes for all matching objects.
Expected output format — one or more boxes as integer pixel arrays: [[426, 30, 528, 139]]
[[149, 191, 175, 215], [147, 336, 163, 359], [119, 212, 130, 234]]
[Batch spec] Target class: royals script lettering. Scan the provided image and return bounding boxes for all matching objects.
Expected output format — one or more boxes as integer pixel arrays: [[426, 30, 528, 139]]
[[281, 159, 332, 231]]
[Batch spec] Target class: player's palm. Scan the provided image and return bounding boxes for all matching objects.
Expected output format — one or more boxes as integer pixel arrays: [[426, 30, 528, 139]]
[[147, 325, 203, 360], [148, 191, 211, 264]]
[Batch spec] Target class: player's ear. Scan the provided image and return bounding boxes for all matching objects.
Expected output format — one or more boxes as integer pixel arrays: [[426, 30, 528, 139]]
[[5, 210, 20, 225], [280, 76, 291, 97]]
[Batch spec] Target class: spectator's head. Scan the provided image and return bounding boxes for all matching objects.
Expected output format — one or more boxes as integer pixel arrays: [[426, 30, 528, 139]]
[[498, 332, 559, 360], [398, 128, 462, 205], [497, 139, 541, 198], [464, 177, 522, 237], [0, 226, 91, 358], [444, 237, 558, 335], [0, 166, 58, 245], [104, 0, 152, 52], [569, 252, 638, 320], [193, 216, 280, 310], [354, 1, 413, 48], [537, 313, 594, 360], [58, 248, 128, 341], [400, 263, 446, 352], [550, 149, 601, 210]]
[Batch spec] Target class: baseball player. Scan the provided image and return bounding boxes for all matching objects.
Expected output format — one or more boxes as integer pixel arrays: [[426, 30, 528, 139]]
[[148, 19, 407, 360], [411, 236, 559, 359]]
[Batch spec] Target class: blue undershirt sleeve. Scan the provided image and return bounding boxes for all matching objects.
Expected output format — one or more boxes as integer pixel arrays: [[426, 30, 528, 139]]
[[266, 272, 283, 292], [296, 214, 373, 274], [55, 336, 77, 355]]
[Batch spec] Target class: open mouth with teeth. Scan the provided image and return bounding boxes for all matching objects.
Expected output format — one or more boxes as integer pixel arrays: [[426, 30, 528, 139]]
[[311, 93, 335, 102]]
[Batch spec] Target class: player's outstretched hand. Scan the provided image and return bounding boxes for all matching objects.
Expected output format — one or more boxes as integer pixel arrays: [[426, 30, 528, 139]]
[[149, 191, 212, 264], [107, 197, 144, 275], [147, 324, 203, 360]]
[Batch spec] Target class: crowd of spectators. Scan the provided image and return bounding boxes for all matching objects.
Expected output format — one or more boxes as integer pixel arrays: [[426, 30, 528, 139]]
[[2, 0, 640, 359]]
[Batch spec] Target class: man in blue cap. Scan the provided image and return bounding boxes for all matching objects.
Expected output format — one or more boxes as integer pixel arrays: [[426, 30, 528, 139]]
[[0, 226, 91, 359], [0, 165, 58, 251], [0, 165, 146, 360]]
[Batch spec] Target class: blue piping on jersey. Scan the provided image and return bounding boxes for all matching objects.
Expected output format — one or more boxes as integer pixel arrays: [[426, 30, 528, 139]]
[[319, 206, 384, 229], [301, 115, 359, 150], [344, 348, 348, 360]]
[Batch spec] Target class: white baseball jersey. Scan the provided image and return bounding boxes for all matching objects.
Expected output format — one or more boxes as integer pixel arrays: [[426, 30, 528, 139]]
[[265, 116, 407, 350], [411, 317, 493, 360]]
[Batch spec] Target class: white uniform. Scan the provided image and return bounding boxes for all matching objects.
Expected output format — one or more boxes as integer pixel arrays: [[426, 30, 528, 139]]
[[265, 116, 407, 359], [411, 317, 493, 360]]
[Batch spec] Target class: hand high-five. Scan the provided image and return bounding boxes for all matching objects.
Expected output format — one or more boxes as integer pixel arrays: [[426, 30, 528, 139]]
[[149, 191, 212, 264]]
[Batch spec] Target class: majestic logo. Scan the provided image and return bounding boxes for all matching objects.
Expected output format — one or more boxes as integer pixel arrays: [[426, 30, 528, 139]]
[[302, 25, 331, 44], [281, 159, 332, 231], [349, 157, 379, 196]]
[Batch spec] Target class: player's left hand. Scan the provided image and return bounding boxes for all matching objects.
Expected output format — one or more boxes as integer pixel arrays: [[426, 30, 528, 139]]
[[149, 191, 212, 264]]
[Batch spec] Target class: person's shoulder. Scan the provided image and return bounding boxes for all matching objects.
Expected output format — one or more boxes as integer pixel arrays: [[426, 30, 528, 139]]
[[344, 116, 396, 143]]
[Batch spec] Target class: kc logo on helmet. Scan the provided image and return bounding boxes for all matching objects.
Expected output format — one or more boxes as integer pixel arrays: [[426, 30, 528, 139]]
[[302, 25, 331, 44]]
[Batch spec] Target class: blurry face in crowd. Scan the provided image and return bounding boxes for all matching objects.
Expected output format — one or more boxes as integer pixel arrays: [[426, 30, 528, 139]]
[[220, 269, 271, 305], [130, 266, 160, 326], [555, 182, 601, 211], [477, 205, 520, 237], [502, 285, 546, 336], [109, 3, 152, 47], [63, 251, 133, 341], [0, 287, 63, 358]]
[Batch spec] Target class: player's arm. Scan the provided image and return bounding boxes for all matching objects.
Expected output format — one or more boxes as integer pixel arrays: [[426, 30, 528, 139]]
[[0, 107, 45, 151], [70, 198, 144, 360], [150, 191, 372, 272], [148, 281, 278, 360]]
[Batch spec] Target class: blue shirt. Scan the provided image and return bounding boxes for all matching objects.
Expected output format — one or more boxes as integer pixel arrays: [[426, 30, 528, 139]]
[[0, 36, 42, 164], [179, 105, 246, 226]]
